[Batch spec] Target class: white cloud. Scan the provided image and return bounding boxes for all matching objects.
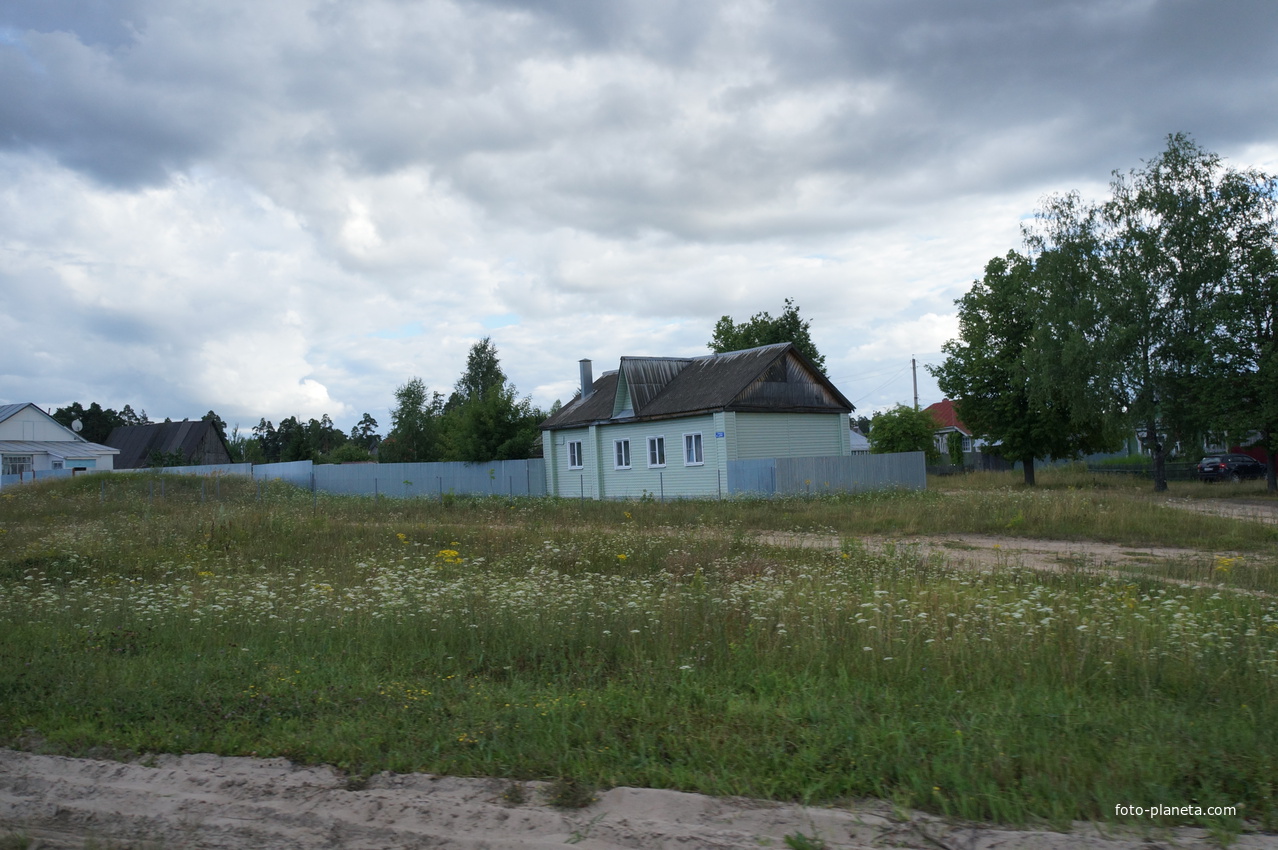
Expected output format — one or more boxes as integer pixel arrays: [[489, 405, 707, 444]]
[[2, 0, 1277, 432]]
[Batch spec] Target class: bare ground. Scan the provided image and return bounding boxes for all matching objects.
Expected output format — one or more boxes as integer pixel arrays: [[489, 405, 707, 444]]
[[2, 749, 1274, 850]]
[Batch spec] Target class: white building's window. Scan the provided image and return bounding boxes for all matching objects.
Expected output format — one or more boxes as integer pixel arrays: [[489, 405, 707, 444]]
[[614, 439, 631, 469], [962, 436, 973, 453], [647, 436, 665, 467], [683, 433, 703, 466], [52, 461, 64, 470], [567, 441, 583, 469], [2, 455, 33, 476]]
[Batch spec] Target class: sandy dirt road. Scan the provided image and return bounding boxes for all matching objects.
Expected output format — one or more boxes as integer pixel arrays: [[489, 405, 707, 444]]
[[3, 749, 1275, 850]]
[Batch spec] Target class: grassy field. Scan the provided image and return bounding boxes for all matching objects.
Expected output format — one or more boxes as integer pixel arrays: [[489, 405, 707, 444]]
[[1, 470, 1276, 834]]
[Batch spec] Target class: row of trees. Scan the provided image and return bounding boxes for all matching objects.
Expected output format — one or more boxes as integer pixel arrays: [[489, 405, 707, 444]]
[[235, 339, 543, 465], [51, 402, 151, 444], [931, 134, 1278, 490]]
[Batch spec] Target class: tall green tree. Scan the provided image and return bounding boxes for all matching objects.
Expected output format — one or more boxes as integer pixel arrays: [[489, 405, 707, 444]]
[[867, 404, 939, 463], [930, 251, 1115, 485], [443, 339, 541, 462], [1030, 134, 1262, 491], [449, 337, 507, 407], [119, 404, 149, 426], [708, 297, 827, 372], [251, 419, 280, 463], [349, 413, 380, 451], [276, 416, 310, 462], [1213, 167, 1278, 490], [382, 378, 447, 462], [1096, 134, 1239, 490]]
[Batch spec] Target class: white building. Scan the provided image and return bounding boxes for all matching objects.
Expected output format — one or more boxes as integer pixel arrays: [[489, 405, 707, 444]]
[[0, 403, 118, 480]]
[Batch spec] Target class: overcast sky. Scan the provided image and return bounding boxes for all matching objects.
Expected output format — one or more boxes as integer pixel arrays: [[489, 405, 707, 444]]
[[3, 0, 1277, 436]]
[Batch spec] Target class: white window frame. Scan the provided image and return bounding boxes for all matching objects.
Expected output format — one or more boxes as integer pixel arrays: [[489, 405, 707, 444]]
[[2, 455, 33, 476], [683, 432, 703, 466], [567, 440, 583, 470], [614, 439, 632, 470], [647, 435, 666, 468]]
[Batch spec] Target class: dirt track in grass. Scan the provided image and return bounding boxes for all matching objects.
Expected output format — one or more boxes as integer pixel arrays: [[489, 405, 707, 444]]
[[759, 496, 1278, 593]]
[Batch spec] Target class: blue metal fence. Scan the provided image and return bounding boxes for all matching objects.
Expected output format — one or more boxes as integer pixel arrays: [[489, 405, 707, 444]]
[[728, 451, 926, 496], [5, 454, 919, 499]]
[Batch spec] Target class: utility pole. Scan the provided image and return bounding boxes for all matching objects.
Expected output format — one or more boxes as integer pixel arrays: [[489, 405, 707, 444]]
[[912, 357, 919, 411]]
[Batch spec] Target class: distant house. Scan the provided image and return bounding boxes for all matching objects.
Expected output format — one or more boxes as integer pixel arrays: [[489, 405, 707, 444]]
[[923, 399, 985, 457], [106, 421, 232, 470], [849, 423, 870, 454], [0, 403, 119, 478], [540, 343, 854, 499]]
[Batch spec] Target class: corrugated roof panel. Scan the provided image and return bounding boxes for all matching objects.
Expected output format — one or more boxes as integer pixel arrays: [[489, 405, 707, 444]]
[[619, 357, 693, 412], [0, 440, 118, 458], [0, 403, 33, 425]]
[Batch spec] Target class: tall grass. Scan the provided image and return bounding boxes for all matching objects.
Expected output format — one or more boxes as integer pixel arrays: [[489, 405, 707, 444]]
[[1, 474, 1276, 829]]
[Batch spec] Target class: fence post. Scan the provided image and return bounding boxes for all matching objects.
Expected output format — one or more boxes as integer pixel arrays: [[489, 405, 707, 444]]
[[374, 478, 379, 504], [718, 469, 722, 499]]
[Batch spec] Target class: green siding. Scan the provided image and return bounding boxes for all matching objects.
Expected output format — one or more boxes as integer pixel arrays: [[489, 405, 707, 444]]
[[546, 427, 598, 498], [592, 414, 721, 499], [734, 412, 848, 460], [547, 412, 847, 499]]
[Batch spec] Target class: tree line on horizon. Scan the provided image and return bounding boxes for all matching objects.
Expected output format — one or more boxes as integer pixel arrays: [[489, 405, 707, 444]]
[[929, 133, 1278, 491]]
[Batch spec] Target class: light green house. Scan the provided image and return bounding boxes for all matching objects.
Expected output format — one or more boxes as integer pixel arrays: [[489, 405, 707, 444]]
[[540, 343, 854, 499]]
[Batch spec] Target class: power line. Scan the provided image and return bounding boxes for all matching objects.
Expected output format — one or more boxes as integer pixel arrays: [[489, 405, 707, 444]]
[[851, 365, 910, 405]]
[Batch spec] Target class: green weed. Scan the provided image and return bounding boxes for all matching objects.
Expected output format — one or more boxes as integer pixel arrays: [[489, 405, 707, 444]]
[[1, 476, 1276, 829]]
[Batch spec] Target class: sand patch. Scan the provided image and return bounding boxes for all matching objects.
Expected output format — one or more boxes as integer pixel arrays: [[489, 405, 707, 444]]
[[2, 749, 1273, 849]]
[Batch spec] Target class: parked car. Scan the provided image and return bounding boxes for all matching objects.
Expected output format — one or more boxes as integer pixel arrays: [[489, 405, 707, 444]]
[[1197, 454, 1268, 482]]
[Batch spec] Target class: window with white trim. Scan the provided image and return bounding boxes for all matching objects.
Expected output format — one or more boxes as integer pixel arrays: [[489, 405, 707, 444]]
[[647, 436, 665, 468], [567, 441, 583, 469], [614, 439, 631, 469], [2, 455, 33, 476], [683, 433, 703, 466]]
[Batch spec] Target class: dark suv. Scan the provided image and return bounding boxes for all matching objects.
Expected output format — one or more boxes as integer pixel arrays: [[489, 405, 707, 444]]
[[1197, 454, 1268, 482]]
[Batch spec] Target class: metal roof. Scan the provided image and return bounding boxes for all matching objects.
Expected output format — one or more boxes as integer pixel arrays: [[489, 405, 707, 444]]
[[541, 343, 853, 430], [0, 440, 118, 458], [0, 403, 33, 425]]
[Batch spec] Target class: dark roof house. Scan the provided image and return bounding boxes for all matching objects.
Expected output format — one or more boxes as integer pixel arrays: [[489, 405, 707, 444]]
[[106, 421, 232, 470], [540, 343, 855, 499]]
